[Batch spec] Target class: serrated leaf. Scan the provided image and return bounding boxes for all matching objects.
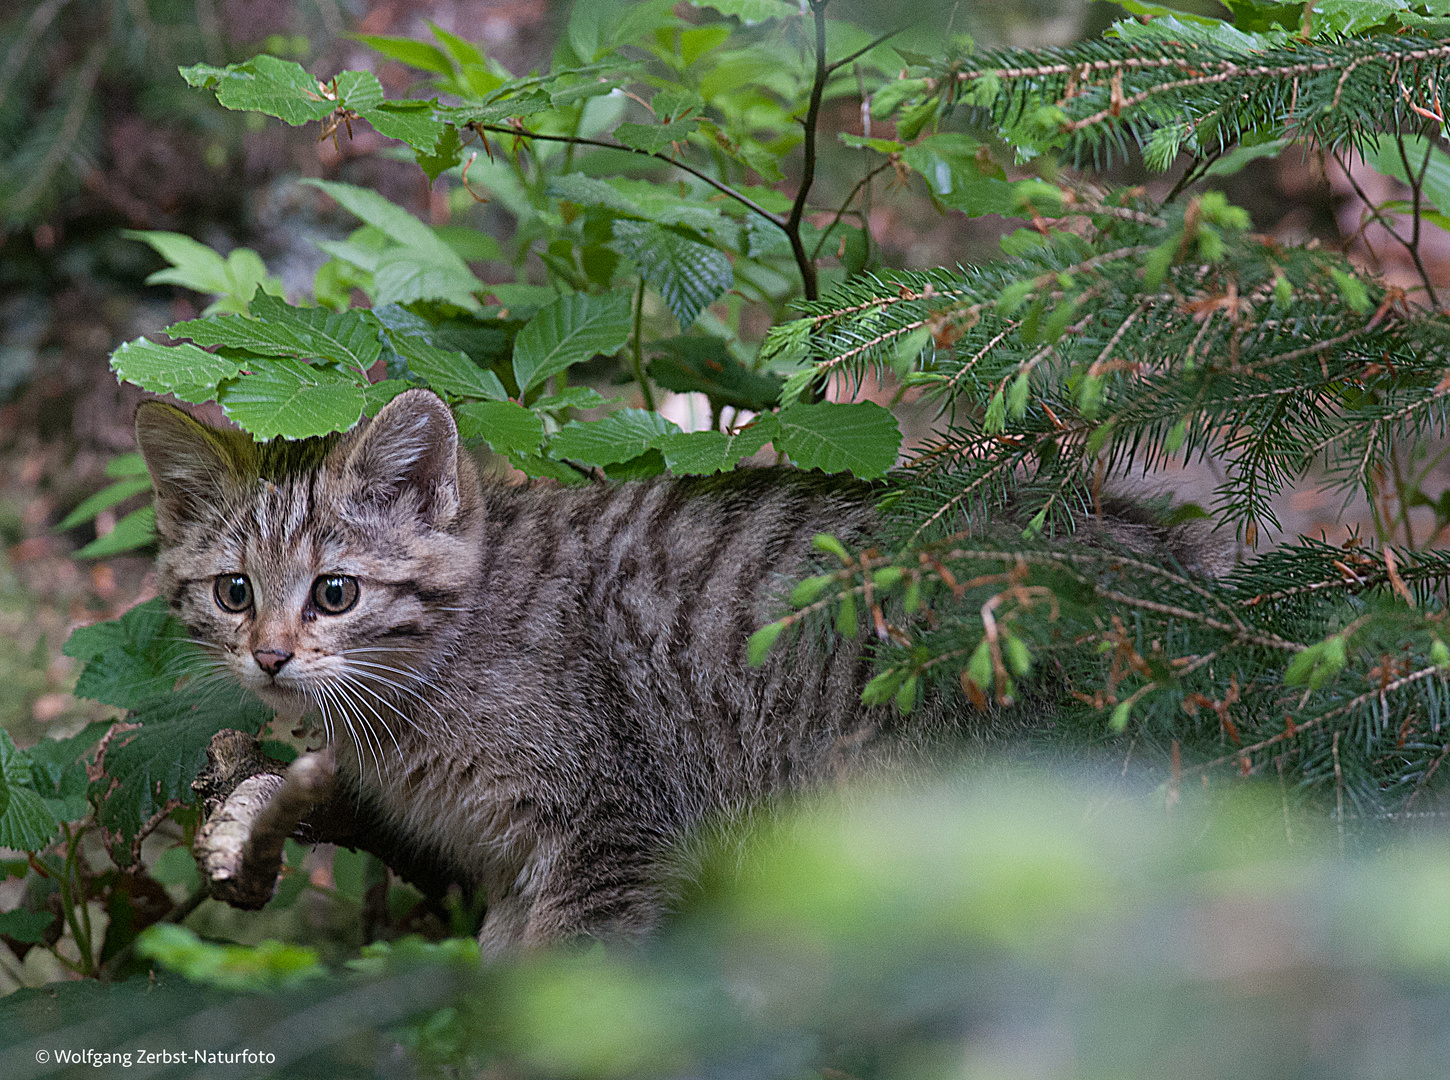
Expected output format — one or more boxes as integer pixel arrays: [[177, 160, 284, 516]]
[[95, 690, 272, 841], [219, 357, 366, 439], [647, 337, 783, 410], [74, 506, 156, 559], [454, 401, 545, 455], [610, 221, 733, 329], [656, 415, 778, 474], [0, 728, 58, 852], [548, 408, 681, 467], [512, 291, 633, 393], [775, 402, 901, 478], [604, 450, 668, 480], [170, 295, 383, 380], [180, 56, 336, 126], [300, 180, 481, 310], [614, 118, 700, 156], [63, 598, 199, 709], [361, 102, 449, 154], [58, 476, 152, 531], [507, 453, 590, 485], [109, 338, 245, 404], [387, 333, 505, 400], [531, 386, 618, 412]]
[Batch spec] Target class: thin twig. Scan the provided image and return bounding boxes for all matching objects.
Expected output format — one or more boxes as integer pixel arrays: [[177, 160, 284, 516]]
[[469, 123, 785, 229], [825, 25, 908, 76], [786, 0, 832, 302], [810, 160, 895, 261], [631, 278, 655, 411]]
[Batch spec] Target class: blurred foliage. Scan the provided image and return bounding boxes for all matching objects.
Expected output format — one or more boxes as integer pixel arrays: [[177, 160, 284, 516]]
[[6, 773, 1450, 1078]]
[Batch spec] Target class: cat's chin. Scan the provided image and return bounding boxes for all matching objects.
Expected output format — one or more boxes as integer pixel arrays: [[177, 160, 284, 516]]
[[248, 682, 312, 721]]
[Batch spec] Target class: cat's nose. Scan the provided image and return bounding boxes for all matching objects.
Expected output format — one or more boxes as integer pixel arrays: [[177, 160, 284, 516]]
[[253, 648, 293, 675]]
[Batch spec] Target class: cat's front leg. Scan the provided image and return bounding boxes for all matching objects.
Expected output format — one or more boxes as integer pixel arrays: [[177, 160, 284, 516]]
[[191, 730, 337, 909]]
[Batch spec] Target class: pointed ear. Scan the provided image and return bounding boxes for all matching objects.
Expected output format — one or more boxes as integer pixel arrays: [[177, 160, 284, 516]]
[[339, 389, 461, 527], [134, 402, 252, 538]]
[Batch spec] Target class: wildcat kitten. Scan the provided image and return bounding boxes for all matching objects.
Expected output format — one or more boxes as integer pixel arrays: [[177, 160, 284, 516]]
[[137, 390, 908, 952]]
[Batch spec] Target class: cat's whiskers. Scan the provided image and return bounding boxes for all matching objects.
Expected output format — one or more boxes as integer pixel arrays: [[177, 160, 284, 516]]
[[319, 679, 383, 790], [337, 650, 468, 734], [340, 660, 464, 740], [330, 671, 406, 764], [331, 669, 431, 744]]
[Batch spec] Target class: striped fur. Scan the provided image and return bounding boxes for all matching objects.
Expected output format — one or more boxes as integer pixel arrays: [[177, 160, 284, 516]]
[[136, 391, 911, 952]]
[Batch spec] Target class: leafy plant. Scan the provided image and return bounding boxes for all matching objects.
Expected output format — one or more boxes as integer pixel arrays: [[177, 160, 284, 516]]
[[11, 0, 1450, 1006]]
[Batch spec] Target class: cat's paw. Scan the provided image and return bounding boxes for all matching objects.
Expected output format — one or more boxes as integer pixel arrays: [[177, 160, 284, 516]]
[[191, 731, 336, 909]]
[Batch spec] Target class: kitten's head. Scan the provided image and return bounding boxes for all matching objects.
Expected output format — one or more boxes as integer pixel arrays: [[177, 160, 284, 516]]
[[135, 389, 483, 721]]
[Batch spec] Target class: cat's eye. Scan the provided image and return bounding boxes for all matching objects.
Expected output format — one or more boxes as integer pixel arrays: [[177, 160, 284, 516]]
[[213, 574, 253, 613], [311, 575, 359, 615]]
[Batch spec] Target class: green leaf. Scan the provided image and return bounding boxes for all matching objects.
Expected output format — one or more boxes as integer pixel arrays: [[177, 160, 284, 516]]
[[0, 729, 58, 852], [73, 507, 156, 559], [105, 453, 147, 478], [507, 453, 590, 485], [549, 408, 682, 468], [610, 221, 733, 329], [512, 291, 634, 393], [300, 180, 481, 310], [387, 334, 506, 400], [454, 401, 546, 455], [0, 908, 55, 944], [362, 102, 449, 155], [839, 133, 905, 154], [218, 357, 367, 439], [1204, 137, 1291, 177], [180, 56, 336, 126], [139, 924, 326, 992], [688, 0, 793, 24], [614, 117, 700, 156], [363, 379, 417, 416], [109, 338, 246, 404], [812, 533, 853, 562], [1330, 268, 1371, 315], [531, 386, 619, 412], [171, 295, 384, 380], [353, 34, 454, 74], [63, 598, 199, 709], [647, 337, 783, 411], [433, 225, 504, 263], [124, 232, 282, 316], [95, 689, 272, 842], [57, 476, 153, 531], [656, 415, 779, 474], [746, 619, 787, 666], [1362, 134, 1450, 218], [414, 122, 464, 184], [775, 402, 901, 479]]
